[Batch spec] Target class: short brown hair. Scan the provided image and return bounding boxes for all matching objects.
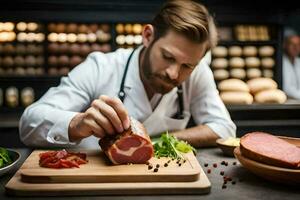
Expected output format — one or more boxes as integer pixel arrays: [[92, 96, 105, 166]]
[[152, 0, 217, 50]]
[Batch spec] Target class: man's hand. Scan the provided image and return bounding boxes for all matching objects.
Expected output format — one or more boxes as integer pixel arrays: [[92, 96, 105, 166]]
[[68, 95, 130, 142]]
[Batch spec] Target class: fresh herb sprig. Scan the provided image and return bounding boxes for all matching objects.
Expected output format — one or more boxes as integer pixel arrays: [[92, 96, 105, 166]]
[[152, 132, 196, 159], [0, 147, 12, 168]]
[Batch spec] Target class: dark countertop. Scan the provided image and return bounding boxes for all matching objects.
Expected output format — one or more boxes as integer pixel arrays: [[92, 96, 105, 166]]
[[1, 148, 299, 200]]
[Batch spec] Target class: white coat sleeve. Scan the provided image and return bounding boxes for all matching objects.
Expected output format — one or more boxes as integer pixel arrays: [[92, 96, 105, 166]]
[[283, 63, 300, 99], [19, 53, 101, 147], [189, 60, 236, 139]]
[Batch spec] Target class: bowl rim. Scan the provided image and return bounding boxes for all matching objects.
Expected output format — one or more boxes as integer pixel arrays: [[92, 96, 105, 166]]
[[0, 148, 21, 171], [216, 138, 240, 147]]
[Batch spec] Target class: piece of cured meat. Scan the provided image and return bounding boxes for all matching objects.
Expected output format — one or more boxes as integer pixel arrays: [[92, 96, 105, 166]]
[[240, 132, 300, 169], [99, 117, 154, 164]]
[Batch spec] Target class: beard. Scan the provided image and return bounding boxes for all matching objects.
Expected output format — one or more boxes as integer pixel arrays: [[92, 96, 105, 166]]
[[141, 44, 179, 94]]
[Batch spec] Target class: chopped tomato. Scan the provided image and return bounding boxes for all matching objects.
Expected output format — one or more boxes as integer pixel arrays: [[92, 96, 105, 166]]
[[39, 150, 88, 169]]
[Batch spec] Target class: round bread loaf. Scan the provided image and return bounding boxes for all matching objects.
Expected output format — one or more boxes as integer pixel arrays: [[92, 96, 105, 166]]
[[211, 58, 228, 69], [229, 57, 245, 68], [254, 89, 287, 104], [247, 68, 262, 79], [218, 79, 249, 92], [263, 69, 274, 78], [213, 69, 229, 81], [220, 91, 253, 105], [247, 77, 278, 94], [245, 57, 260, 68], [230, 68, 246, 79], [258, 46, 275, 57], [228, 46, 242, 57], [243, 46, 257, 57], [212, 46, 228, 57], [261, 57, 275, 68]]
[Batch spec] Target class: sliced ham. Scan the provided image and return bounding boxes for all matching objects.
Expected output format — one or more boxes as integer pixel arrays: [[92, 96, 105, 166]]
[[240, 132, 300, 169], [99, 117, 154, 165]]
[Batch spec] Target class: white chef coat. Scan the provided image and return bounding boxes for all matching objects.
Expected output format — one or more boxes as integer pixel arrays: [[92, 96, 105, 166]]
[[283, 54, 300, 99], [19, 46, 236, 149]]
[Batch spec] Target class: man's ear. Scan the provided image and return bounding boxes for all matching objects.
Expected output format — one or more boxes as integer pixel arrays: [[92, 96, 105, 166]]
[[142, 24, 154, 47]]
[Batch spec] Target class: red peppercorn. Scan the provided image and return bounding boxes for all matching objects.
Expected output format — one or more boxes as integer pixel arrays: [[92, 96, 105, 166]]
[[207, 169, 211, 174], [213, 163, 217, 168]]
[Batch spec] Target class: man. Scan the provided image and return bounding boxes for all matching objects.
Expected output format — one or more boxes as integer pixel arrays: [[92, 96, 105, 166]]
[[282, 30, 300, 99], [19, 0, 236, 149]]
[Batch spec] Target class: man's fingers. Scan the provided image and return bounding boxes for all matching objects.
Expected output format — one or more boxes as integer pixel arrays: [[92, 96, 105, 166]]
[[92, 98, 124, 133], [99, 95, 130, 130], [84, 119, 105, 138], [87, 108, 115, 135]]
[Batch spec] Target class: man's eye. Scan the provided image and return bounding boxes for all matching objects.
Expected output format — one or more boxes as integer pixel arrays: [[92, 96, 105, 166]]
[[182, 64, 194, 69], [163, 54, 174, 61]]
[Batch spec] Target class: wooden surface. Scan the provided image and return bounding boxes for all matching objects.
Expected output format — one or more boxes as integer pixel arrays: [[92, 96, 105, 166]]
[[5, 151, 211, 196], [19, 150, 201, 183]]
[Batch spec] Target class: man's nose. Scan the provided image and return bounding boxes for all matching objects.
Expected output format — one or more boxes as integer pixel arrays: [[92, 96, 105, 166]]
[[166, 64, 180, 80]]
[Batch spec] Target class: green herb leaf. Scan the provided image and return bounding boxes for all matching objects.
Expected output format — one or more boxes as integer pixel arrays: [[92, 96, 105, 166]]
[[0, 147, 12, 167], [152, 131, 196, 159]]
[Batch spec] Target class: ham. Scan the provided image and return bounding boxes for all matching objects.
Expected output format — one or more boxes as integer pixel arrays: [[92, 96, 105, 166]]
[[99, 117, 154, 164], [240, 132, 300, 169]]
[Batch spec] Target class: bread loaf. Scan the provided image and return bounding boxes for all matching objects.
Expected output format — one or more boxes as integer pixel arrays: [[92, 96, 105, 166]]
[[213, 69, 229, 80], [261, 57, 275, 68], [254, 89, 287, 104], [228, 46, 242, 57], [247, 77, 278, 94], [218, 79, 249, 92], [212, 46, 228, 57], [211, 58, 228, 69], [230, 68, 246, 79], [245, 57, 260, 68], [258, 46, 275, 57], [247, 68, 262, 79], [243, 46, 257, 57], [220, 91, 253, 105], [229, 57, 245, 68]]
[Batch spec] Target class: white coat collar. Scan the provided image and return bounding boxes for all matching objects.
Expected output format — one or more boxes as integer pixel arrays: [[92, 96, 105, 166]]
[[124, 45, 144, 89]]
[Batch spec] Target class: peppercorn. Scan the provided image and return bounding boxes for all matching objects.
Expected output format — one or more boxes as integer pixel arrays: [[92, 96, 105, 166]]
[[178, 163, 182, 167], [156, 164, 160, 168], [148, 165, 153, 170], [207, 169, 211, 174], [164, 163, 168, 167], [232, 181, 236, 185], [213, 163, 217, 168], [221, 161, 226, 165], [220, 171, 224, 176], [233, 162, 237, 165], [154, 168, 158, 172], [204, 163, 208, 167], [222, 184, 227, 189]]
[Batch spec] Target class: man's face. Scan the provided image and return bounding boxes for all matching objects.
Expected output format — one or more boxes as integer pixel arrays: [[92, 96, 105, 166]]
[[285, 36, 300, 58], [141, 29, 207, 94]]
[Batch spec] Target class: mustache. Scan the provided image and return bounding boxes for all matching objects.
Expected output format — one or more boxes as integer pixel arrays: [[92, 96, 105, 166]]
[[151, 74, 179, 86]]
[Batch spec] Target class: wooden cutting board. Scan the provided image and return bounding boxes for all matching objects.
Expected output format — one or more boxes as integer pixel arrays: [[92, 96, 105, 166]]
[[20, 150, 202, 183], [5, 170, 211, 196], [5, 150, 211, 196]]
